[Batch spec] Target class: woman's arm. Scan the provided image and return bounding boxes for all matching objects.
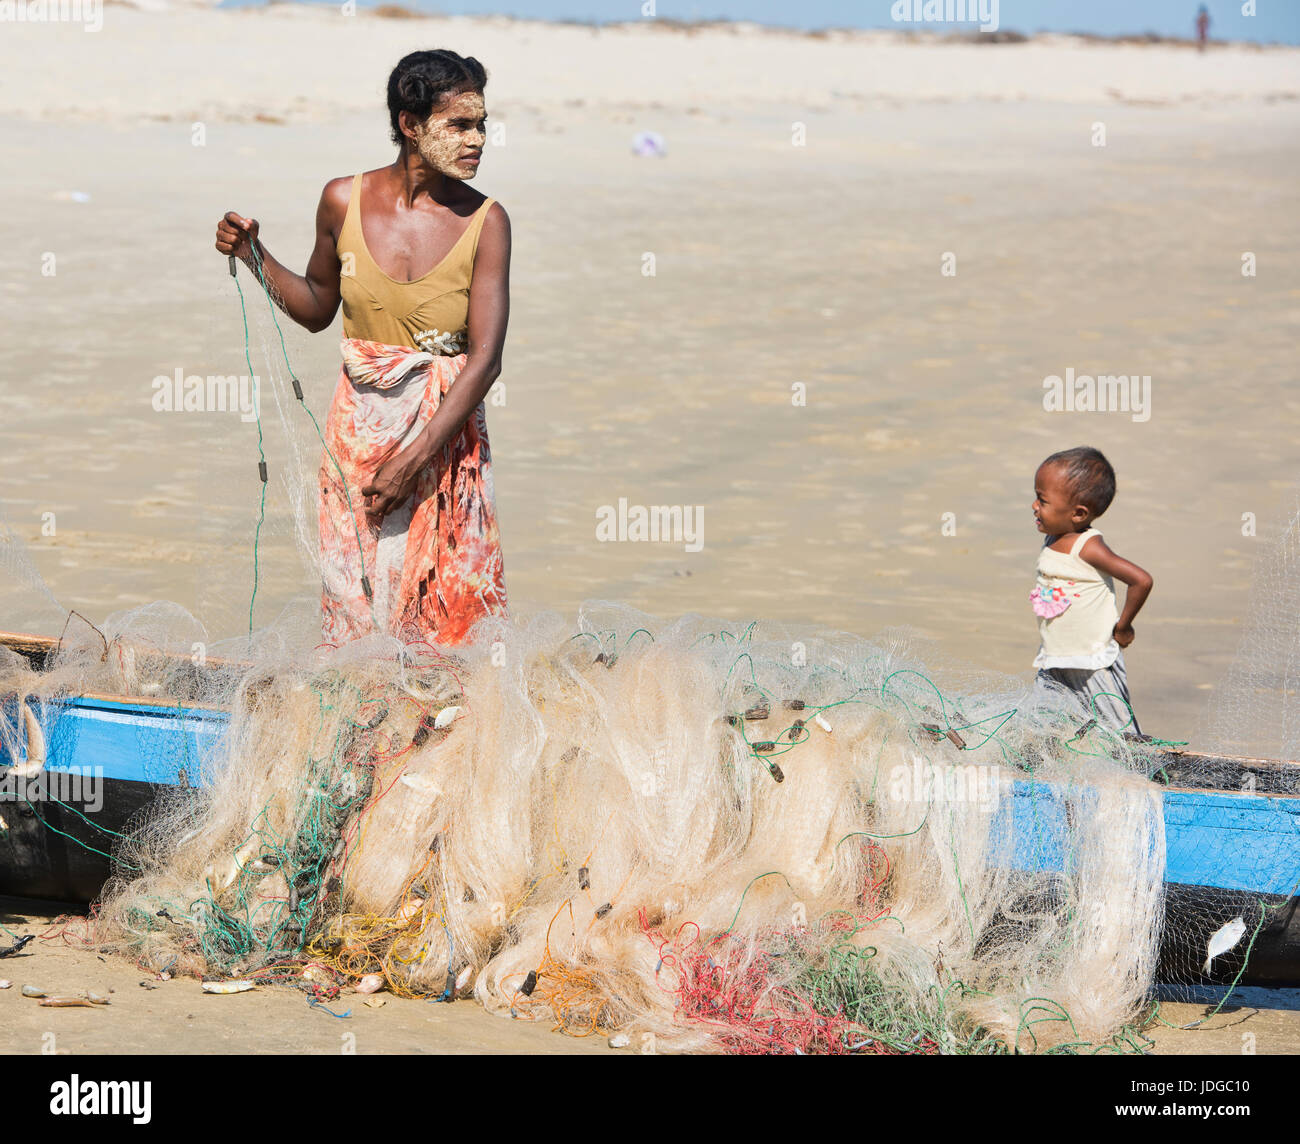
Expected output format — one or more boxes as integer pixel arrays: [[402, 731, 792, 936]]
[[1079, 536, 1153, 647], [361, 203, 511, 518], [214, 178, 348, 333]]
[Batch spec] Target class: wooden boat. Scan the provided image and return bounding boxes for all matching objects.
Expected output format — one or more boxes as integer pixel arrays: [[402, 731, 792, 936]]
[[0, 631, 231, 903], [1001, 758, 1300, 986], [1, 633, 1296, 985], [0, 691, 224, 902]]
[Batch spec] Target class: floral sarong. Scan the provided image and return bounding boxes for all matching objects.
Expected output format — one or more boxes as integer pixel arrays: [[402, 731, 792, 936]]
[[318, 337, 507, 647]]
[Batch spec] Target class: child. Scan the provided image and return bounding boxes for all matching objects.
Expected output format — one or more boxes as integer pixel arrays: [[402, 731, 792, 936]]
[[1030, 446, 1153, 735]]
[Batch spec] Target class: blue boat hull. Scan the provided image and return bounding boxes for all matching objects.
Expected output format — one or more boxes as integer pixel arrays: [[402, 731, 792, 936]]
[[1001, 776, 1300, 985], [2, 695, 1297, 984], [0, 694, 223, 903]]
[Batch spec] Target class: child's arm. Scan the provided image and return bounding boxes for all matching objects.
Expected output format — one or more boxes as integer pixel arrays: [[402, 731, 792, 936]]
[[1078, 537, 1153, 647]]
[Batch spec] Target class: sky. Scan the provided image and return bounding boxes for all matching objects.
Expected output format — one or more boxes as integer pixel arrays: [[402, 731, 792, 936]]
[[248, 1, 1300, 44]]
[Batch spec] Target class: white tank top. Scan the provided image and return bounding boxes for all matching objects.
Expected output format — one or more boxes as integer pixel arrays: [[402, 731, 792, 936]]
[[1031, 528, 1120, 670]]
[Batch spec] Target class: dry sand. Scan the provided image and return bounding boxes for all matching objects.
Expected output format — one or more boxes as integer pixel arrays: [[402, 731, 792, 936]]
[[1, 8, 1298, 1053], [2, 903, 1296, 1055], [4, 9, 1300, 122], [0, 904, 607, 1054]]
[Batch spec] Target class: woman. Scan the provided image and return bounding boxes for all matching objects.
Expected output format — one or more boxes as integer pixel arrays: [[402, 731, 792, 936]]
[[214, 49, 509, 647]]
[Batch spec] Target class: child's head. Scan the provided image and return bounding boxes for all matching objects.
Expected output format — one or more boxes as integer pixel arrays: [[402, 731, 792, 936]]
[[1033, 446, 1116, 535]]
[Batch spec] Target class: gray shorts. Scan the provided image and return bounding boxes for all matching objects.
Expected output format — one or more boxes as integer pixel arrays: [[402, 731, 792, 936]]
[[1034, 650, 1141, 736]]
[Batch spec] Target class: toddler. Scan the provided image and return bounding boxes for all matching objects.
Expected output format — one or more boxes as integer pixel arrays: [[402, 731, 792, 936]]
[[1030, 446, 1153, 735]]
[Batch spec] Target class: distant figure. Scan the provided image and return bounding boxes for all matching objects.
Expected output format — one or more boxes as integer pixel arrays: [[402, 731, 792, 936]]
[[1197, 5, 1210, 51], [1029, 447, 1154, 735], [631, 130, 667, 158]]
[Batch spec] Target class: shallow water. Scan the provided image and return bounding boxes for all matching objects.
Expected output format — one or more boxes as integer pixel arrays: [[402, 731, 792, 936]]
[[1, 100, 1298, 748]]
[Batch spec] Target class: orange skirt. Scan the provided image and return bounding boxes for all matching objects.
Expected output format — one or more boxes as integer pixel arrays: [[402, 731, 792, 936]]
[[318, 338, 507, 647]]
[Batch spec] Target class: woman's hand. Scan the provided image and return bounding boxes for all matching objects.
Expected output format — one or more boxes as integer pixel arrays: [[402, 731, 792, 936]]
[[1113, 623, 1136, 648], [360, 447, 428, 521], [215, 211, 261, 264]]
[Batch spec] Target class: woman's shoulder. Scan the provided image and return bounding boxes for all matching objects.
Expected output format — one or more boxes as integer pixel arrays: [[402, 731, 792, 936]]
[[314, 175, 361, 247], [319, 174, 359, 223], [322, 172, 363, 199], [322, 167, 394, 209], [441, 186, 507, 231], [474, 196, 510, 247], [461, 186, 505, 218]]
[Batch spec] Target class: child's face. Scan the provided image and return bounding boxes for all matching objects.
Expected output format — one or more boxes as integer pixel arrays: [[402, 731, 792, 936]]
[[1032, 463, 1090, 534]]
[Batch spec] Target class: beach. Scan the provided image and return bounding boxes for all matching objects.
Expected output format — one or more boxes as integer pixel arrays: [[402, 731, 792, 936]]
[[2, 901, 1296, 1055], [0, 6, 1298, 1054]]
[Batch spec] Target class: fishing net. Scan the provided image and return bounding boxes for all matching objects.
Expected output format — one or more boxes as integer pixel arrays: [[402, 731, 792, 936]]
[[3, 599, 1169, 1053], [0, 257, 1293, 1055], [1200, 498, 1300, 765], [1151, 498, 1300, 998]]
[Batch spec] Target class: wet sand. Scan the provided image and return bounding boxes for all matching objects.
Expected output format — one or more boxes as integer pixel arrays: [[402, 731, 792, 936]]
[[5, 98, 1300, 738], [1, 9, 1299, 1053], [0, 15, 1297, 744]]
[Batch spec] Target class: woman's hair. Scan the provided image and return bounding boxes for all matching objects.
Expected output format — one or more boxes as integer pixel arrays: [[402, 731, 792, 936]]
[[387, 50, 488, 146], [1042, 446, 1116, 516]]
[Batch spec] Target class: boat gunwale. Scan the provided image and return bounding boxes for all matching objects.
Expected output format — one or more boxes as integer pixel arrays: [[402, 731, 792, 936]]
[[0, 629, 251, 672]]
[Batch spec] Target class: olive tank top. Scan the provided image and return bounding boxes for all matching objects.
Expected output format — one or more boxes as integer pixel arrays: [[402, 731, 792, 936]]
[[336, 172, 495, 351]]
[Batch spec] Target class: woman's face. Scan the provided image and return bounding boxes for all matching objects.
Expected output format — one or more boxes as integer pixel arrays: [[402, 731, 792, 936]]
[[409, 90, 486, 181]]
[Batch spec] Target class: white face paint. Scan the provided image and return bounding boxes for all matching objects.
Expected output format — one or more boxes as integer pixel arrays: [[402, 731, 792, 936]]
[[410, 91, 487, 181]]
